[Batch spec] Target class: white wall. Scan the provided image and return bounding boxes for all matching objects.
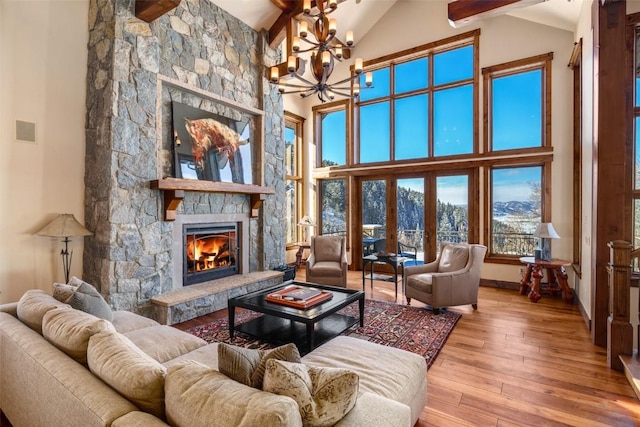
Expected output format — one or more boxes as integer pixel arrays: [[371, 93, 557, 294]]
[[0, 0, 89, 303], [575, 0, 594, 323], [298, 1, 576, 285]]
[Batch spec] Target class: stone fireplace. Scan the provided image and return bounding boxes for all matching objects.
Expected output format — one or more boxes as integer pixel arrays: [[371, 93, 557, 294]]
[[183, 222, 239, 285], [172, 213, 250, 289], [82, 0, 286, 320]]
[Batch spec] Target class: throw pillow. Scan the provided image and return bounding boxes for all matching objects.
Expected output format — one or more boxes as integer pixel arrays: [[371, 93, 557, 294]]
[[42, 306, 115, 365], [65, 281, 113, 322], [52, 282, 78, 302], [218, 342, 301, 389], [262, 359, 359, 427], [87, 330, 166, 419]]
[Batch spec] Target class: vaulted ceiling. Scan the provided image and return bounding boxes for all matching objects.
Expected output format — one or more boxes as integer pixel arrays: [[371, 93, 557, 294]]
[[209, 0, 583, 45]]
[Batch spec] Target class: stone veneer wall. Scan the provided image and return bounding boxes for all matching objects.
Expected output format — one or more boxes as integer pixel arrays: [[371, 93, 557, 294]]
[[83, 0, 285, 317]]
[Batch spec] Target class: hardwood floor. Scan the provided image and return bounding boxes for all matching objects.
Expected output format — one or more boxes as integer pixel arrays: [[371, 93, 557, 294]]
[[175, 268, 640, 426]]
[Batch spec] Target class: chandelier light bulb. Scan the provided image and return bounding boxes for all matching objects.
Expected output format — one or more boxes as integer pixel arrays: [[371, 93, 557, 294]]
[[329, 18, 337, 35], [353, 82, 360, 96], [293, 36, 301, 52], [303, 0, 311, 14], [329, 0, 338, 8], [322, 51, 331, 67], [354, 58, 363, 73], [365, 71, 373, 86], [287, 56, 297, 73], [270, 66, 279, 83], [335, 44, 343, 59], [299, 21, 308, 38], [346, 30, 354, 46]]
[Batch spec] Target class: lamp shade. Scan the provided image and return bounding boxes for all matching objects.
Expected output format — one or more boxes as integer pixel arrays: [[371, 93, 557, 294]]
[[533, 222, 559, 239], [36, 214, 93, 238], [297, 216, 316, 227]]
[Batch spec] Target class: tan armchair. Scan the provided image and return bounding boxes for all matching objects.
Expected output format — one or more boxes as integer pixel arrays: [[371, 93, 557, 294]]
[[404, 242, 487, 313], [305, 235, 348, 288]]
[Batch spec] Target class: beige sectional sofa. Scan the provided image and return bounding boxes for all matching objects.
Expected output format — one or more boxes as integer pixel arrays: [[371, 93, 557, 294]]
[[0, 289, 427, 427]]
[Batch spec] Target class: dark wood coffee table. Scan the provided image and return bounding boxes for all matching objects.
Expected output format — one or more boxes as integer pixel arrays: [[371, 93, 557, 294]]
[[228, 281, 364, 353]]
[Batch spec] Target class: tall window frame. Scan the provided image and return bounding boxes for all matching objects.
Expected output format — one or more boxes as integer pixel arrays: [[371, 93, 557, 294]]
[[483, 52, 553, 153], [482, 53, 554, 261], [355, 30, 480, 165], [284, 111, 305, 245], [313, 99, 351, 168]]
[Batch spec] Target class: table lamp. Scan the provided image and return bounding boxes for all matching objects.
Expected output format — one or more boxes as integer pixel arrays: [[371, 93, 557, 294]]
[[36, 214, 93, 283], [533, 222, 559, 262], [297, 215, 316, 243]]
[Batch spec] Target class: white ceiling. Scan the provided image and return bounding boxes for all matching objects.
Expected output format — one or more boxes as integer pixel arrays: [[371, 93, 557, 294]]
[[209, 0, 584, 38]]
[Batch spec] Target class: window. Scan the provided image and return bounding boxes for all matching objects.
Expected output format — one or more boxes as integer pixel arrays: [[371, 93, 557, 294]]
[[318, 179, 347, 236], [483, 53, 553, 259], [284, 111, 304, 244], [484, 53, 552, 152], [313, 100, 349, 168], [488, 166, 545, 257], [357, 35, 477, 164]]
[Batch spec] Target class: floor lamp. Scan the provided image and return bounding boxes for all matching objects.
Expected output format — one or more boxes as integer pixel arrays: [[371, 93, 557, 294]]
[[37, 214, 93, 283]]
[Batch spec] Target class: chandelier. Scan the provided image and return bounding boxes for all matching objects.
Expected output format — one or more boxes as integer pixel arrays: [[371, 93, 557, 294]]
[[269, 0, 372, 103]]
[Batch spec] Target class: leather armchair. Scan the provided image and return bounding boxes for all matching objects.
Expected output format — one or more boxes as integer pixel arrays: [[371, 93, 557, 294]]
[[404, 242, 487, 313], [306, 235, 348, 288]]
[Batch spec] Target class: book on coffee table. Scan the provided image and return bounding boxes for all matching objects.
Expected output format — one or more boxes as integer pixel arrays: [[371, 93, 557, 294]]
[[266, 285, 333, 309]]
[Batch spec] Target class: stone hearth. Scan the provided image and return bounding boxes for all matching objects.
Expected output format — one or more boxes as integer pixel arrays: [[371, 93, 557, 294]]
[[150, 270, 282, 325], [82, 0, 286, 321]]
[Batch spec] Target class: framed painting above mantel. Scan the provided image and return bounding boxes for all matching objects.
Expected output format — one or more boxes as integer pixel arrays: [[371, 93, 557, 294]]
[[151, 76, 273, 220], [172, 101, 254, 185]]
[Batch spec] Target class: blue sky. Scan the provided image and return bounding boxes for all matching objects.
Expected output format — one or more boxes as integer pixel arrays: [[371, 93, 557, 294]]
[[320, 46, 542, 205]]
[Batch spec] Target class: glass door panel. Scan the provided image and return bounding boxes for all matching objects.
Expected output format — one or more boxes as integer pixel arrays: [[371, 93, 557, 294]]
[[362, 179, 387, 255], [435, 175, 469, 252], [397, 178, 425, 265]]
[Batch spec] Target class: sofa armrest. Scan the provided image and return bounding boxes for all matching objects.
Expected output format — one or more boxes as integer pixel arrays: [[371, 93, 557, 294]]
[[0, 302, 18, 317], [335, 392, 412, 427], [112, 411, 171, 426]]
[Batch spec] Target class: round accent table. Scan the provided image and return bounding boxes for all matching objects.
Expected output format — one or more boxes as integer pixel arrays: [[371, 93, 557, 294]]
[[518, 257, 574, 304]]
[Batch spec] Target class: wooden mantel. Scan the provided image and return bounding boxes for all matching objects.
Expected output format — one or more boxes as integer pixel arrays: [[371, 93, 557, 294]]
[[150, 178, 275, 221]]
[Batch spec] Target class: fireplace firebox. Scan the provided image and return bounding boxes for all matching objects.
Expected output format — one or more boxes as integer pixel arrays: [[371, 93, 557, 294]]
[[183, 223, 239, 285]]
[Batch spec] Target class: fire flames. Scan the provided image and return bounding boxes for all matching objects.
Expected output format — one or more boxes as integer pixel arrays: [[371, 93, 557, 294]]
[[186, 235, 234, 272]]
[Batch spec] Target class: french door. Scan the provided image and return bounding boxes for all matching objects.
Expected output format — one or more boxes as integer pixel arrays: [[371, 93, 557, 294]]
[[357, 170, 476, 267]]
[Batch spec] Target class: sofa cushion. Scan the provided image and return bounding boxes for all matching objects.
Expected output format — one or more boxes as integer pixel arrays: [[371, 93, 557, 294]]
[[65, 281, 113, 321], [111, 310, 160, 334], [17, 289, 68, 334], [52, 282, 78, 302], [124, 325, 206, 364], [308, 261, 343, 277], [163, 343, 220, 370], [42, 306, 115, 365], [301, 336, 427, 424], [263, 359, 359, 427], [87, 330, 166, 419], [438, 244, 469, 272], [218, 342, 301, 388], [165, 360, 302, 427]]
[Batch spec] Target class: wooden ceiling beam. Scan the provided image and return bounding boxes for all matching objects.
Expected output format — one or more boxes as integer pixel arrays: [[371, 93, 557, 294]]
[[447, 0, 545, 28]]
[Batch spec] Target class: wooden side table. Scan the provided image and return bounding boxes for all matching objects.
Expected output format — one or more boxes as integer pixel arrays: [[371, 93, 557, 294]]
[[518, 256, 574, 303], [294, 242, 311, 269]]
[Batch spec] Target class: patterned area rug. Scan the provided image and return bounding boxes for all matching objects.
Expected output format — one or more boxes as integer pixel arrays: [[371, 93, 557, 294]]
[[185, 299, 461, 369]]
